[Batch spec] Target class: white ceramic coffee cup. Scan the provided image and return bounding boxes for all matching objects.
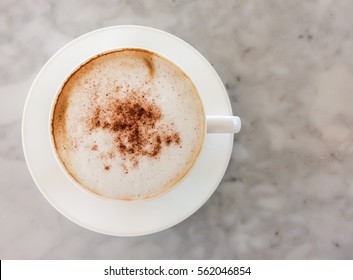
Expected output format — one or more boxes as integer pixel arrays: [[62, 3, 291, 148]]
[[48, 29, 241, 201]]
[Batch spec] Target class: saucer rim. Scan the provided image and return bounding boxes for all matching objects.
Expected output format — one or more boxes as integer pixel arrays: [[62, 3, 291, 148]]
[[22, 25, 234, 236]]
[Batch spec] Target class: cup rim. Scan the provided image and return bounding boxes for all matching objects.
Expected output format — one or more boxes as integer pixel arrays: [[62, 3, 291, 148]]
[[48, 46, 207, 202]]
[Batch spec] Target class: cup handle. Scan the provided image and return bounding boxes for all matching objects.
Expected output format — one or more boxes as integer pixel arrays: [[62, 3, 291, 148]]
[[206, 116, 241, 133]]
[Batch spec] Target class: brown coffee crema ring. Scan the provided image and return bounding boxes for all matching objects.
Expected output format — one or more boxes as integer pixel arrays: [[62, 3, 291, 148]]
[[51, 48, 205, 200]]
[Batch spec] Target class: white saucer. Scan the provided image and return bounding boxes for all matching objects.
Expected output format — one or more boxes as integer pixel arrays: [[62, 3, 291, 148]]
[[22, 26, 234, 236]]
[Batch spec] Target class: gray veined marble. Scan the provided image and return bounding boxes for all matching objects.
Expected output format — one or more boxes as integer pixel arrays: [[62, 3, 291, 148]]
[[1, 0, 353, 259]]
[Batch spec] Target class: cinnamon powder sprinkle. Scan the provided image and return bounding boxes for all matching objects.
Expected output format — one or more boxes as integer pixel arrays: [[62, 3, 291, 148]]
[[89, 90, 181, 168]]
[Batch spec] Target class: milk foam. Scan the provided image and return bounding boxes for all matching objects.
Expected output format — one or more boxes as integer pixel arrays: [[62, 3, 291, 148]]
[[52, 49, 205, 200]]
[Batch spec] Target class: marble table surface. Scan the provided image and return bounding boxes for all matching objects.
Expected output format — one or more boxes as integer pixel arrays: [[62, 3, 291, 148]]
[[1, 0, 353, 259]]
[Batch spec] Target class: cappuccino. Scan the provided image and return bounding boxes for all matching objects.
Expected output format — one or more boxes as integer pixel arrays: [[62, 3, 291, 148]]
[[52, 49, 205, 200]]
